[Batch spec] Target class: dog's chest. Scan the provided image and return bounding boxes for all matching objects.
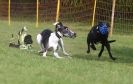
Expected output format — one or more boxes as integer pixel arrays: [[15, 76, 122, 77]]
[[48, 33, 60, 48], [91, 30, 108, 43]]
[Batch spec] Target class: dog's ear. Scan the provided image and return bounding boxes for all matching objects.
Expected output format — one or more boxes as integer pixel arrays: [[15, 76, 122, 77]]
[[54, 22, 64, 32], [53, 22, 63, 26], [23, 26, 28, 31], [56, 24, 61, 29], [56, 22, 63, 28], [53, 22, 59, 25], [64, 26, 68, 29], [57, 22, 63, 25], [21, 26, 27, 32]]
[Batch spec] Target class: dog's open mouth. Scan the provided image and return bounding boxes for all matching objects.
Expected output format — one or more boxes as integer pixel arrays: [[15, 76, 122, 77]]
[[63, 32, 76, 38]]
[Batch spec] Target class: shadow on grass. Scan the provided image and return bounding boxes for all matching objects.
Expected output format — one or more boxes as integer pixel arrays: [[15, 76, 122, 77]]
[[73, 53, 116, 62], [72, 46, 133, 64]]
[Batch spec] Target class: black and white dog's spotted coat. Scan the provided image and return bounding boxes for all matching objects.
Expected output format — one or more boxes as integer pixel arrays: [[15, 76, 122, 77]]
[[9, 26, 33, 49], [37, 22, 76, 58], [87, 22, 116, 60], [18, 26, 33, 49]]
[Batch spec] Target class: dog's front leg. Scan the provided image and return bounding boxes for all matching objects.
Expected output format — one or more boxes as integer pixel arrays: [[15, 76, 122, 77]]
[[42, 50, 47, 58], [58, 38, 69, 56], [53, 45, 63, 58], [105, 42, 116, 60], [98, 44, 104, 58]]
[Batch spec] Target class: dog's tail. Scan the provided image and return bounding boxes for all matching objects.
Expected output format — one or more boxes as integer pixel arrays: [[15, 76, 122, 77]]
[[108, 40, 116, 43]]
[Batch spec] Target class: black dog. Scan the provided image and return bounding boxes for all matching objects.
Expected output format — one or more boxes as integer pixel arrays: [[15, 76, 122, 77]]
[[24, 34, 33, 45], [87, 22, 116, 60]]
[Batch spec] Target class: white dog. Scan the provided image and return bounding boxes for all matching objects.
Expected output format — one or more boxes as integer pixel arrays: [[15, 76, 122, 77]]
[[37, 22, 76, 58]]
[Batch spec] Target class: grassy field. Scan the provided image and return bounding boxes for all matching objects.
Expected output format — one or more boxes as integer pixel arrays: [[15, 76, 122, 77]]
[[0, 20, 133, 84]]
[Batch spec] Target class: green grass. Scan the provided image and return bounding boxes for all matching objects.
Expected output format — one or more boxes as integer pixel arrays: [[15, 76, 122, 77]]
[[0, 20, 133, 84]]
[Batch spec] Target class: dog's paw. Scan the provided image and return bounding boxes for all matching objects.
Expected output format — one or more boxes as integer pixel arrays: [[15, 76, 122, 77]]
[[38, 50, 44, 53], [87, 50, 90, 53], [42, 55, 47, 58], [111, 57, 116, 60], [67, 56, 72, 59], [56, 56, 63, 59], [42, 54, 47, 58], [63, 52, 69, 56], [42, 52, 47, 58], [90, 45, 96, 50]]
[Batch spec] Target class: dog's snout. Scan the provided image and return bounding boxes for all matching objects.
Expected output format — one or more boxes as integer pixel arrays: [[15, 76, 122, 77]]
[[71, 32, 76, 38]]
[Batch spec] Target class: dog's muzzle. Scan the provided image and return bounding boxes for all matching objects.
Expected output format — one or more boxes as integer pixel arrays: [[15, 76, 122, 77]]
[[71, 32, 76, 38]]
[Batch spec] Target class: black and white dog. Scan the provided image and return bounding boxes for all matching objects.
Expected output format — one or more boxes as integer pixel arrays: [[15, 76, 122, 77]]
[[87, 22, 116, 60], [9, 26, 33, 49], [37, 22, 76, 58], [18, 26, 33, 49]]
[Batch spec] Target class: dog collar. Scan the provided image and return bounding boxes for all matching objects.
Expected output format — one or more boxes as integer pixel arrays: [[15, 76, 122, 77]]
[[55, 32, 62, 39]]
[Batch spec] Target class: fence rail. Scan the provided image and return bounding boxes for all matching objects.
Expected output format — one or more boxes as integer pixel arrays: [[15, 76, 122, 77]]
[[0, 0, 133, 33]]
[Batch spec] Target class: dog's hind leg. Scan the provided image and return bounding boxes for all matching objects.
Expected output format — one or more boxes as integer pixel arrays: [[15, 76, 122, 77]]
[[98, 44, 104, 58], [105, 43, 116, 60], [90, 43, 96, 50], [42, 50, 47, 58], [37, 34, 44, 53], [37, 43, 45, 53]]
